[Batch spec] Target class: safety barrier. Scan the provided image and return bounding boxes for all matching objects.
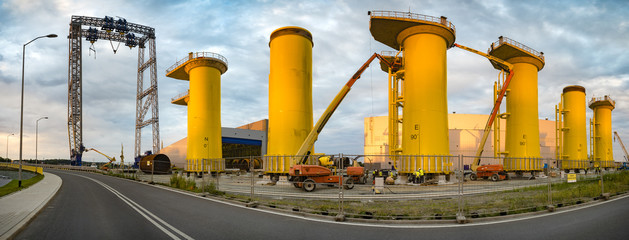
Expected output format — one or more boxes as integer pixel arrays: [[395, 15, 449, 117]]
[[0, 162, 43, 174], [369, 10, 456, 33], [491, 36, 544, 60], [262, 155, 318, 174], [185, 158, 225, 173], [39, 164, 106, 174], [166, 52, 228, 73]]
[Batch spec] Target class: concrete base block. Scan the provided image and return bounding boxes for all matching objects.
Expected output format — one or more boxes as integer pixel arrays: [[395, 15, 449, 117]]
[[256, 175, 273, 185], [246, 201, 259, 208], [437, 174, 447, 184], [395, 175, 408, 185], [335, 214, 346, 222], [456, 214, 467, 224], [546, 205, 556, 212], [602, 193, 610, 200], [276, 176, 291, 186]]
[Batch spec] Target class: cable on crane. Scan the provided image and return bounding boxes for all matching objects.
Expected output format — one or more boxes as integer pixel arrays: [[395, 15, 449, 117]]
[[89, 44, 96, 59]]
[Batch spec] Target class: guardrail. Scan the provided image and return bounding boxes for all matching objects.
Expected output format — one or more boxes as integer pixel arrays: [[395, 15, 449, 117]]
[[369, 10, 456, 33], [39, 164, 106, 174], [166, 52, 228, 73], [0, 163, 43, 174], [171, 89, 189, 102], [380, 50, 403, 57], [491, 36, 544, 60], [588, 95, 615, 106]]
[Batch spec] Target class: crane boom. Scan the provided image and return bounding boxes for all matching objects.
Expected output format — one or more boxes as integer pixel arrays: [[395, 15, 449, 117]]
[[454, 43, 513, 71], [297, 53, 391, 164], [86, 148, 116, 169], [453, 43, 514, 171], [614, 131, 629, 161]]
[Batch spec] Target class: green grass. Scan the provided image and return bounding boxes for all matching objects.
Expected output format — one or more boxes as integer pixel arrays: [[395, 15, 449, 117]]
[[0, 174, 45, 197], [107, 171, 139, 181], [168, 174, 225, 195]]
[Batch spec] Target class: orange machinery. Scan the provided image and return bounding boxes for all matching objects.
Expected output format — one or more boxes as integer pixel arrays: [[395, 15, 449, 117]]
[[288, 53, 391, 191], [469, 165, 509, 181], [290, 164, 364, 192]]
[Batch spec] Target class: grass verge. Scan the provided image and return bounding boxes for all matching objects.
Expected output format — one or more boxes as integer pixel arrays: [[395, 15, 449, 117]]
[[169, 174, 225, 196], [0, 174, 45, 197]]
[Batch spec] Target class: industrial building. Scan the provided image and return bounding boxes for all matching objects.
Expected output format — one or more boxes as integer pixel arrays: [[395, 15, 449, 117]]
[[160, 120, 267, 169], [364, 114, 557, 170]]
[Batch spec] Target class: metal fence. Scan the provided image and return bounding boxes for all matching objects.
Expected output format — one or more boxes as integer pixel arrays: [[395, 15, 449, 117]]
[[41, 154, 626, 222]]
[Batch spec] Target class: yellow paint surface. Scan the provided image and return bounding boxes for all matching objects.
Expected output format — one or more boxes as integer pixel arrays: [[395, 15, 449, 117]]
[[266, 27, 313, 173], [561, 87, 588, 170]]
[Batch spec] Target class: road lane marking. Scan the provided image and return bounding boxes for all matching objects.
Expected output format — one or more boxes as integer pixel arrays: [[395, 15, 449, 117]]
[[66, 172, 194, 239], [98, 182, 195, 240]]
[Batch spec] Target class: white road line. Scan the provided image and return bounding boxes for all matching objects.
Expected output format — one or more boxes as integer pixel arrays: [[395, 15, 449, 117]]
[[66, 172, 194, 239], [101, 184, 194, 240]]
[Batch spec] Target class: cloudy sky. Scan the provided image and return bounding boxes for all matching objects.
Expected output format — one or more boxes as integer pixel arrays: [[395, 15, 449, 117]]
[[1, 0, 628, 162]]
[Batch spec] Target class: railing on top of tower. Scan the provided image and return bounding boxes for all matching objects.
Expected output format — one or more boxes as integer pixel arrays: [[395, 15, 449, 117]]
[[166, 52, 229, 73], [489, 36, 545, 61], [368, 10, 456, 33], [380, 50, 403, 57], [171, 89, 189, 102], [589, 95, 616, 106]]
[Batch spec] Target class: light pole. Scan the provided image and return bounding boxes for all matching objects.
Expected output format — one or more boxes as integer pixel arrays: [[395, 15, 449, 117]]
[[19, 34, 57, 188], [6, 133, 14, 160], [36, 116, 48, 164]]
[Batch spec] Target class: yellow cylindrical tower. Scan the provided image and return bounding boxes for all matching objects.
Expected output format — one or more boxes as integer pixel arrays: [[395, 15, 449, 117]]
[[488, 36, 545, 172], [369, 11, 455, 174], [402, 32, 450, 157], [166, 52, 228, 173], [265, 26, 313, 174], [589, 96, 615, 168], [561, 86, 588, 171]]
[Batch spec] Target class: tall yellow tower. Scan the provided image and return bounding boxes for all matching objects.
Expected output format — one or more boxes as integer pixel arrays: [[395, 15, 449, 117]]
[[589, 96, 615, 168], [488, 36, 545, 173], [166, 52, 228, 174], [265, 26, 314, 174], [370, 11, 455, 174], [559, 86, 588, 171]]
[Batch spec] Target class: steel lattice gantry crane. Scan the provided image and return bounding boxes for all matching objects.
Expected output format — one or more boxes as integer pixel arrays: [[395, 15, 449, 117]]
[[68, 15, 160, 165]]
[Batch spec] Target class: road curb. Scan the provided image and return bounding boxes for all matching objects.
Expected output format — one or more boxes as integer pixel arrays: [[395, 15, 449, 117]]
[[1, 172, 62, 240]]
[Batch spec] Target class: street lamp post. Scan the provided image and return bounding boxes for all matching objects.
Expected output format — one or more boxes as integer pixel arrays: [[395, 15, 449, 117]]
[[6, 133, 14, 159], [19, 34, 57, 188], [36, 117, 48, 164]]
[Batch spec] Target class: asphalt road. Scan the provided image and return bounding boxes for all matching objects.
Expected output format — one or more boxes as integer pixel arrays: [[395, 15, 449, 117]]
[[16, 169, 629, 240]]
